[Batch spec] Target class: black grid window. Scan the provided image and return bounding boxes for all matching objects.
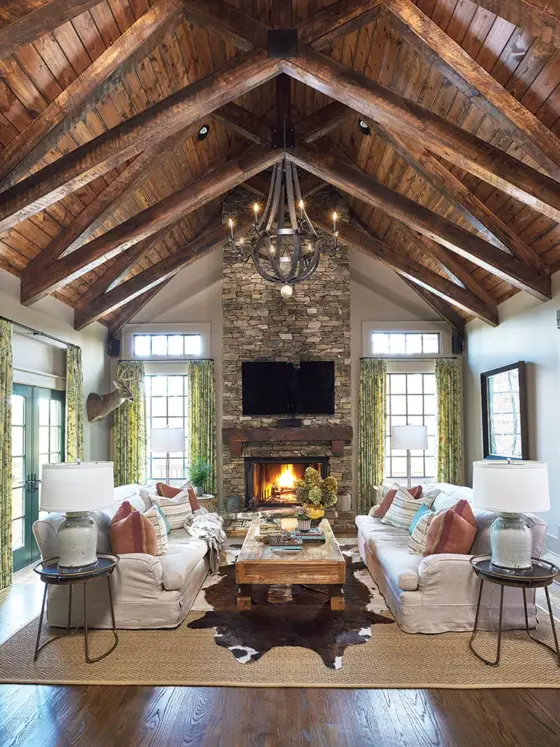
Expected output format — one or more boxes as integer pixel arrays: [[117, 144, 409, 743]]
[[146, 375, 189, 483], [372, 332, 440, 356], [134, 333, 202, 357], [385, 373, 437, 483]]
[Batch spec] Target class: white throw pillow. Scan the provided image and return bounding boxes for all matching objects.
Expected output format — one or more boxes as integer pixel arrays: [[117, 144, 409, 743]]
[[152, 491, 193, 530], [144, 506, 169, 555]]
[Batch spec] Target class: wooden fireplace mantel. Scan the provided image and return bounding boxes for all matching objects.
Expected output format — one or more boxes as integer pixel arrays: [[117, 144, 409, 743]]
[[222, 426, 353, 457]]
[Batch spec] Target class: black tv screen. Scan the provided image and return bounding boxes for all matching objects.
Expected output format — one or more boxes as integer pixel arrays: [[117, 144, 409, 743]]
[[242, 361, 335, 415]]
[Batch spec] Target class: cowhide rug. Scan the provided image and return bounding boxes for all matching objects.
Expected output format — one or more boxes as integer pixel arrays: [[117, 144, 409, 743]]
[[188, 543, 393, 669]]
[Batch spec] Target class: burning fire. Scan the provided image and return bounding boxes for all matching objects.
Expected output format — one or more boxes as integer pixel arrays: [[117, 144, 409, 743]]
[[277, 464, 297, 490]]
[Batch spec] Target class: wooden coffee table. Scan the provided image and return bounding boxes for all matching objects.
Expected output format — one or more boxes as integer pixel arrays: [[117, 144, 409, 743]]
[[235, 517, 346, 610]]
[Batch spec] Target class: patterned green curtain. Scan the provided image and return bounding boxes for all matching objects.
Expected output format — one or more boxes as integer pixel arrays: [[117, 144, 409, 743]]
[[0, 320, 13, 591], [358, 358, 387, 515], [435, 357, 463, 484], [113, 361, 146, 486], [65, 344, 84, 462], [188, 360, 216, 495]]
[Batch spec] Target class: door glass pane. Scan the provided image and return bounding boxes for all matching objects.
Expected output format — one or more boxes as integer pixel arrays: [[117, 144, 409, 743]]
[[12, 426, 23, 457], [12, 457, 24, 487], [38, 398, 50, 425], [12, 518, 24, 550], [12, 488, 24, 519], [50, 399, 61, 425], [39, 426, 49, 454], [12, 394, 24, 426]]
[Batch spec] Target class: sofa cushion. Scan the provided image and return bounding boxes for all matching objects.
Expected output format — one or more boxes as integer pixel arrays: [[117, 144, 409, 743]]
[[375, 545, 422, 592], [424, 499, 477, 556], [159, 539, 208, 591], [371, 483, 422, 518], [110, 501, 157, 556], [432, 484, 473, 512], [356, 515, 410, 553]]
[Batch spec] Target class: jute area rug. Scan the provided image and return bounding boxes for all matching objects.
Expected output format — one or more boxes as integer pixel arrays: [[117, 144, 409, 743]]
[[1, 543, 559, 688]]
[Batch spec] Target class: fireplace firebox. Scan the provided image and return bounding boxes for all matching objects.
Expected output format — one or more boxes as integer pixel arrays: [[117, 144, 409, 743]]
[[245, 456, 329, 507]]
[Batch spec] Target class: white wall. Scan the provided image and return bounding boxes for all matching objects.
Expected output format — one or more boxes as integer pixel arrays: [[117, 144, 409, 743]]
[[131, 246, 440, 500], [463, 271, 560, 553], [0, 269, 111, 461]]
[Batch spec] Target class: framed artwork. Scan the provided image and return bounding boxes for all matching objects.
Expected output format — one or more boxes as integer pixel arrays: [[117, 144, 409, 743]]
[[481, 361, 529, 460]]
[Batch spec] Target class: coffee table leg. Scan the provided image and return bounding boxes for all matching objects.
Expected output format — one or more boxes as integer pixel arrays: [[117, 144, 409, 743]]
[[237, 584, 252, 610], [330, 585, 345, 611]]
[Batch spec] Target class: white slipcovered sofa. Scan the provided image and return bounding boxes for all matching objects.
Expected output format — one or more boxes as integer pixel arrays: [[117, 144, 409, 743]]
[[356, 483, 547, 634], [33, 484, 210, 629]]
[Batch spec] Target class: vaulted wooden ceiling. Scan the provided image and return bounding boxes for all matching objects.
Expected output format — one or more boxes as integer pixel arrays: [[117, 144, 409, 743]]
[[1, 0, 560, 337]]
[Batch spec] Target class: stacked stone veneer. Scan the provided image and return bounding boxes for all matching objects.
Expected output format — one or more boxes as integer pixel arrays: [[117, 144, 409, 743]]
[[222, 233, 352, 502]]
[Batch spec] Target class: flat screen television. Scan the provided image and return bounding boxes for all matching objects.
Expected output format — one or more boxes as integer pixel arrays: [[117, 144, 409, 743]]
[[242, 361, 335, 415]]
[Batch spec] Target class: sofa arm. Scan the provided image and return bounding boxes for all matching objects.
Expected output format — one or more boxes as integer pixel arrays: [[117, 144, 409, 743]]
[[111, 553, 164, 600], [418, 553, 478, 596]]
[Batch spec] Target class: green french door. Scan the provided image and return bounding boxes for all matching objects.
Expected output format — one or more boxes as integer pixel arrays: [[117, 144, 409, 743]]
[[11, 385, 65, 572]]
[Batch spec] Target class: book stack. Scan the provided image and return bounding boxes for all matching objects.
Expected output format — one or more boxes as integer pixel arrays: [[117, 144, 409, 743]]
[[266, 537, 303, 551], [289, 527, 326, 544]]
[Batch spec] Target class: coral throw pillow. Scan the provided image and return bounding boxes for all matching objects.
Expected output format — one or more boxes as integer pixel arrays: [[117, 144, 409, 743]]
[[156, 482, 201, 511], [423, 499, 477, 556], [110, 501, 157, 556], [372, 483, 422, 518]]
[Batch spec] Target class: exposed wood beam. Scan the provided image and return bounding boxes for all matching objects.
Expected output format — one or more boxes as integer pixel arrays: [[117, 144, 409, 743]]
[[316, 218, 498, 325], [75, 230, 169, 311], [385, 0, 560, 180], [181, 0, 269, 50], [281, 51, 560, 224], [0, 1, 102, 61], [468, 1, 560, 48], [370, 120, 545, 272], [297, 102, 354, 143], [297, 0, 384, 50], [21, 145, 282, 305], [0, 0, 184, 189], [212, 103, 271, 145], [288, 143, 550, 301], [0, 51, 280, 232], [74, 222, 226, 330], [401, 279, 466, 334], [108, 279, 173, 336], [22, 124, 198, 276]]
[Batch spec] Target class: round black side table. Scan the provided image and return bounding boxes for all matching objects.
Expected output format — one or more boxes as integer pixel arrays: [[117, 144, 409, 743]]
[[469, 555, 560, 667], [33, 554, 119, 663]]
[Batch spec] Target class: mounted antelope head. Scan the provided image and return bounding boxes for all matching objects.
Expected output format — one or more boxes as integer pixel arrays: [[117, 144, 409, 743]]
[[87, 378, 134, 423]]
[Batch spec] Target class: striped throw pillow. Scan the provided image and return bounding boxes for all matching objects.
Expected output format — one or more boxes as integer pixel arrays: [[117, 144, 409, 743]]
[[371, 483, 422, 518], [381, 486, 427, 530], [408, 510, 436, 554], [144, 506, 169, 556], [152, 491, 193, 530]]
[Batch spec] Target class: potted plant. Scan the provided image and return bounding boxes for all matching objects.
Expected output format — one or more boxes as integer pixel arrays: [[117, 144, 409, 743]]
[[295, 509, 311, 532], [295, 467, 338, 526], [189, 456, 212, 496]]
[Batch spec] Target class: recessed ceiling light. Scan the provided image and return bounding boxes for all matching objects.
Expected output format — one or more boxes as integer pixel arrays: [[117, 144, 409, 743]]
[[358, 119, 371, 136], [197, 124, 210, 141]]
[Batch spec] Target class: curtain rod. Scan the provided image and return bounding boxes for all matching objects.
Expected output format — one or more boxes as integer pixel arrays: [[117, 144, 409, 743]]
[[360, 355, 457, 361], [0, 315, 70, 349], [118, 358, 214, 363]]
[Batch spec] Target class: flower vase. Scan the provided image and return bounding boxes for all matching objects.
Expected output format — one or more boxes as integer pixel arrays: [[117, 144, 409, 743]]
[[305, 505, 324, 528]]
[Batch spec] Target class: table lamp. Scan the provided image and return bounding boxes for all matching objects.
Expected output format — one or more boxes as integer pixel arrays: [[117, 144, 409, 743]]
[[472, 460, 550, 571], [150, 426, 185, 483], [391, 424, 428, 488], [40, 462, 114, 571]]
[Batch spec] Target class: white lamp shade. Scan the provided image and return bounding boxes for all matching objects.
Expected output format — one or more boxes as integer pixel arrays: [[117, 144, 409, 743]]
[[472, 460, 550, 513], [391, 425, 428, 450], [40, 462, 114, 512], [150, 427, 185, 453]]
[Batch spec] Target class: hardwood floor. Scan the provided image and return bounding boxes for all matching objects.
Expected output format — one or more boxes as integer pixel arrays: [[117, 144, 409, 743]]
[[1, 685, 560, 746]]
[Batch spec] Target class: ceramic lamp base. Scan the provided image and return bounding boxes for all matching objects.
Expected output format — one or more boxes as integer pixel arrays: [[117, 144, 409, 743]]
[[490, 513, 532, 571], [57, 511, 98, 572]]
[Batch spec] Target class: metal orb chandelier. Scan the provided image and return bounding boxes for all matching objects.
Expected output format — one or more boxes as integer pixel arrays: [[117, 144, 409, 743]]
[[228, 156, 320, 291]]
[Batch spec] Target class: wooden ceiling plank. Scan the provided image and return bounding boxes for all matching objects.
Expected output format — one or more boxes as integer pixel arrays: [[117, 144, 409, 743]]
[[21, 123, 199, 276], [212, 103, 271, 145], [297, 101, 354, 143], [370, 119, 546, 272], [0, 50, 280, 233], [0, 0, 185, 190], [297, 0, 384, 51], [385, 0, 560, 181], [0, 1, 103, 61], [108, 277, 174, 336], [74, 221, 226, 329], [468, 1, 560, 48], [21, 145, 282, 305], [288, 142, 550, 301], [318, 217, 498, 325], [181, 0, 270, 51], [281, 50, 560, 225]]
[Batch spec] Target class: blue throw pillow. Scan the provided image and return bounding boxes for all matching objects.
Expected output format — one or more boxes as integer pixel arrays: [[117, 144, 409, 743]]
[[155, 504, 171, 534], [409, 503, 431, 535]]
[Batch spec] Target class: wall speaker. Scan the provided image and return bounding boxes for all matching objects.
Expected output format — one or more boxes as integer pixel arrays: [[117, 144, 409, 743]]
[[451, 333, 464, 355], [107, 338, 121, 358]]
